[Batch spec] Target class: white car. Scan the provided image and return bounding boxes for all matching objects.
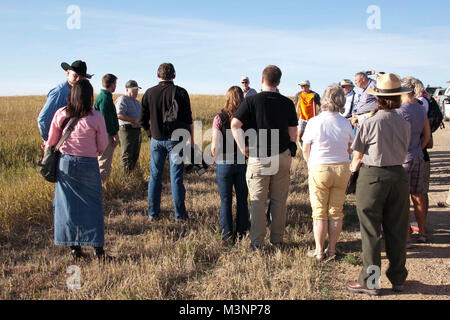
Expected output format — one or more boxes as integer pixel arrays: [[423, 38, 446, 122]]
[[443, 87, 450, 121]]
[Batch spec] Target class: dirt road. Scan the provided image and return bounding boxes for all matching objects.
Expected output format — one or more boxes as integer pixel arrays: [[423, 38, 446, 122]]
[[336, 124, 450, 300]]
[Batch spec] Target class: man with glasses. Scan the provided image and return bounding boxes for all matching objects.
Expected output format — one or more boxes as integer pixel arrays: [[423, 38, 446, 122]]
[[241, 76, 258, 98], [38, 60, 93, 148], [294, 80, 321, 144]]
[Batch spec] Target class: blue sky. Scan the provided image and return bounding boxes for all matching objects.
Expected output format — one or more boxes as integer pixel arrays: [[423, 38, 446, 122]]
[[0, 0, 449, 96]]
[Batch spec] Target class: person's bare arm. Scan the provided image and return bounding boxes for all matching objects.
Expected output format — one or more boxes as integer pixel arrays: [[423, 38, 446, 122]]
[[421, 118, 431, 150], [211, 128, 218, 158], [350, 150, 363, 172], [117, 114, 140, 125], [302, 142, 311, 162], [231, 118, 248, 157], [288, 126, 297, 142]]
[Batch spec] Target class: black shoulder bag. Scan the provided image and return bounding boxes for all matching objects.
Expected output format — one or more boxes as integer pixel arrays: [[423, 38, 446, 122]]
[[39, 117, 79, 183]]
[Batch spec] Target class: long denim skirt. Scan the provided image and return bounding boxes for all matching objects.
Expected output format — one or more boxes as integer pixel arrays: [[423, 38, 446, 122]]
[[54, 154, 104, 247]]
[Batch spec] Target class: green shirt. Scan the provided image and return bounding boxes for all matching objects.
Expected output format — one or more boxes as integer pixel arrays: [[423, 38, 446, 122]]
[[94, 89, 119, 136]]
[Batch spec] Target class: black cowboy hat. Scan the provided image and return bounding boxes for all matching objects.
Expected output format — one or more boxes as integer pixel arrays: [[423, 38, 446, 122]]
[[61, 60, 93, 79]]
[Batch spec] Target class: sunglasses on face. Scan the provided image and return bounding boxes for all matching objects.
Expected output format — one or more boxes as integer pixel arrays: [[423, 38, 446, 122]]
[[242, 82, 248, 84]]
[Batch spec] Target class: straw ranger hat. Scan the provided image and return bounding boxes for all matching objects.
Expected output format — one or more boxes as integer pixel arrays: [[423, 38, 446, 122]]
[[366, 73, 411, 96]]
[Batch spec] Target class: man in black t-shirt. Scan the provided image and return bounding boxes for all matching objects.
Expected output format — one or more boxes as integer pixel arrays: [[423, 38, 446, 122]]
[[231, 65, 298, 248]]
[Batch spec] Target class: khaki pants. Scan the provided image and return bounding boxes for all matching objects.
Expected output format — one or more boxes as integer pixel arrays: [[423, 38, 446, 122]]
[[308, 162, 351, 221], [246, 149, 292, 246], [98, 136, 117, 182]]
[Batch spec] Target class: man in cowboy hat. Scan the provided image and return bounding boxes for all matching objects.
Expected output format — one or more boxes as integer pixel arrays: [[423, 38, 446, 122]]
[[346, 73, 412, 296], [115, 80, 143, 172], [38, 60, 93, 147], [293, 80, 321, 144], [340, 79, 359, 118]]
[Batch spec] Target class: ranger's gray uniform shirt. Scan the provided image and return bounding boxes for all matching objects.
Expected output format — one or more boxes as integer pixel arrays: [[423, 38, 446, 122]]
[[352, 110, 411, 167], [115, 95, 141, 128]]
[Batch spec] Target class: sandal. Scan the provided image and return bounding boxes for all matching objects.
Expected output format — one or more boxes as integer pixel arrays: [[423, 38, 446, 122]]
[[417, 234, 428, 243], [325, 248, 337, 260], [307, 249, 325, 261]]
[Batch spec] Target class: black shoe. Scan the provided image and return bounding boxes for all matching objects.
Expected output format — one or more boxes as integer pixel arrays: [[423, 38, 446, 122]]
[[175, 215, 189, 223], [70, 246, 83, 259], [149, 215, 160, 221], [93, 247, 105, 260]]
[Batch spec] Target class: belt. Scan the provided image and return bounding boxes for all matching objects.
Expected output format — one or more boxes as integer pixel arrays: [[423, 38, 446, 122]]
[[120, 124, 140, 129], [362, 164, 402, 169]]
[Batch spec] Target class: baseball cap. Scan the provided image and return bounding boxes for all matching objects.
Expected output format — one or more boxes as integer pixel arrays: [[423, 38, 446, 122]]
[[299, 80, 310, 86], [125, 80, 142, 89], [241, 76, 249, 83]]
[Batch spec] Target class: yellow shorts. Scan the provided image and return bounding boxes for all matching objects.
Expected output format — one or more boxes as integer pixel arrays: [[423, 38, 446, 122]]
[[308, 162, 351, 221]]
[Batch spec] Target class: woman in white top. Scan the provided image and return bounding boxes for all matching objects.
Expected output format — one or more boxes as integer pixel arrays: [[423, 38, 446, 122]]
[[302, 84, 354, 261]]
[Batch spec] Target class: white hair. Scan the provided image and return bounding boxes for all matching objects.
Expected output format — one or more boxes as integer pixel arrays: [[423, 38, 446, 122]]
[[321, 84, 346, 113]]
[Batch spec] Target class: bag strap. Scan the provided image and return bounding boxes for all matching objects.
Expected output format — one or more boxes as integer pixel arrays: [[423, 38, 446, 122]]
[[55, 117, 79, 151], [171, 85, 177, 104]]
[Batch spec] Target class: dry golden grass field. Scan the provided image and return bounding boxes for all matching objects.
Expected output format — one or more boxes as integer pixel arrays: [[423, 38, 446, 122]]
[[0, 93, 419, 300]]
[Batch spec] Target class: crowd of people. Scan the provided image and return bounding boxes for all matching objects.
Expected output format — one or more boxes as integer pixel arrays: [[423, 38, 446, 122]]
[[38, 60, 437, 296]]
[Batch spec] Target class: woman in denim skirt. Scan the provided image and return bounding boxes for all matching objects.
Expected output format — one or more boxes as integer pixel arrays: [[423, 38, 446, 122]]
[[46, 79, 109, 259], [211, 86, 249, 242]]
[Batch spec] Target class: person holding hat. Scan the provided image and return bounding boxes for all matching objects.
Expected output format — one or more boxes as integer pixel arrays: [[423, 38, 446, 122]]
[[38, 60, 93, 145], [339, 79, 359, 118], [346, 73, 412, 296], [241, 76, 258, 98], [350, 71, 378, 128], [115, 80, 143, 172], [293, 80, 321, 144]]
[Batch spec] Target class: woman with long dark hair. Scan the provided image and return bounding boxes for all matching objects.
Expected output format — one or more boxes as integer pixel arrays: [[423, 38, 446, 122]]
[[47, 79, 109, 259], [211, 86, 249, 242]]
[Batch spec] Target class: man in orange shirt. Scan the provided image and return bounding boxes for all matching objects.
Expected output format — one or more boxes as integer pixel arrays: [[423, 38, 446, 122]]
[[294, 80, 321, 144]]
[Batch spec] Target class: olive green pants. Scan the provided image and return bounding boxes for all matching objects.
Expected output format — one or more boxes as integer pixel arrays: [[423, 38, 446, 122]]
[[118, 126, 142, 171], [356, 166, 409, 287]]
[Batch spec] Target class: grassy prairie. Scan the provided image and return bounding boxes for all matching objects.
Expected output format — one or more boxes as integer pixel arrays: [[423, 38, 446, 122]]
[[0, 94, 360, 300]]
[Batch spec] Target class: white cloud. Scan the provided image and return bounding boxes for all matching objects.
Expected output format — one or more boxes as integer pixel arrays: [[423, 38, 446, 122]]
[[3, 8, 450, 96]]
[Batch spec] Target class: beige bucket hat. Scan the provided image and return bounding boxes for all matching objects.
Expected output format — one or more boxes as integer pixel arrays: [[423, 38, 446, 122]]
[[366, 73, 412, 96]]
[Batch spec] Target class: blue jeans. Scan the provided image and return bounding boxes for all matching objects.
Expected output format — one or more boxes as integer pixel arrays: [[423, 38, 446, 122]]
[[148, 139, 187, 219], [216, 163, 249, 240]]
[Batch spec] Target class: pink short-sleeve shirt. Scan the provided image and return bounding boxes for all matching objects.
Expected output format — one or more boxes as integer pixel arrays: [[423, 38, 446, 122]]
[[46, 107, 109, 158]]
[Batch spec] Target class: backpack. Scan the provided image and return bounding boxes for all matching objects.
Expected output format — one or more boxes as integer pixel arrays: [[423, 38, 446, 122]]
[[426, 97, 444, 132], [162, 85, 188, 136]]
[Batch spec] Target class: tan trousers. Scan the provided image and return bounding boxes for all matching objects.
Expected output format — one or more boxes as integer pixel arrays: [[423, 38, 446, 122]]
[[98, 136, 117, 182], [246, 149, 292, 246], [308, 162, 351, 221]]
